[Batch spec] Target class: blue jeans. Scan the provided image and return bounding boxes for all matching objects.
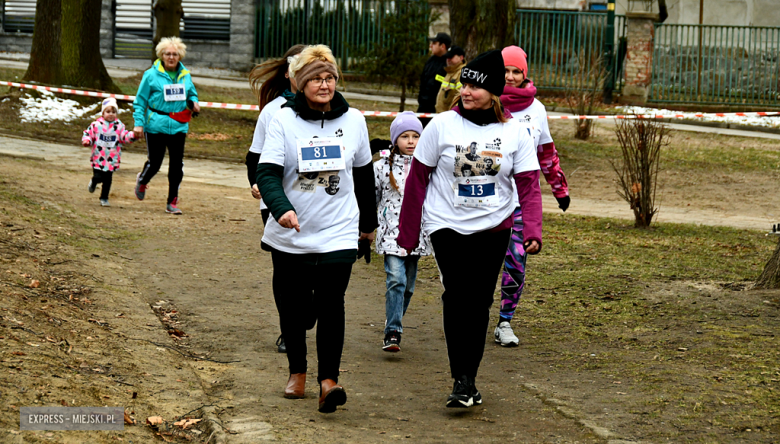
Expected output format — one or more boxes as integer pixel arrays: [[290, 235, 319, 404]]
[[384, 254, 420, 334]]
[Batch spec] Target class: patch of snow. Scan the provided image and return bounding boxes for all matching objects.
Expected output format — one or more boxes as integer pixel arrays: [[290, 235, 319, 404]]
[[18, 92, 99, 123], [618, 106, 780, 129]]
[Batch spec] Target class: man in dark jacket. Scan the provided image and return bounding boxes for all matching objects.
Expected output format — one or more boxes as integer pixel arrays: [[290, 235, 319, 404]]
[[417, 32, 451, 126]]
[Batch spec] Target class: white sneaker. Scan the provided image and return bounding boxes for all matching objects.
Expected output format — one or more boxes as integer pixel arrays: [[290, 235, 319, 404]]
[[494, 321, 519, 347]]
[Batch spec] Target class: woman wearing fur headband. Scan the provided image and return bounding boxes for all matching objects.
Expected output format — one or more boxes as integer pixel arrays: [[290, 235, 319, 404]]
[[256, 44, 377, 413]]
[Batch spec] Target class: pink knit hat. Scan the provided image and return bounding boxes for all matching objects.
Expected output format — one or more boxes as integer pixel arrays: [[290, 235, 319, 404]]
[[502, 46, 528, 77]]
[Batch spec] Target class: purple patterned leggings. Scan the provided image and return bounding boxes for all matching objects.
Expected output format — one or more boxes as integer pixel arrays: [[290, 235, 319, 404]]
[[499, 207, 527, 322]]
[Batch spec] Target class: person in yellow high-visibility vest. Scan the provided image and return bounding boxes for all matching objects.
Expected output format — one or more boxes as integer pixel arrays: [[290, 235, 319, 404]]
[[435, 46, 466, 113]]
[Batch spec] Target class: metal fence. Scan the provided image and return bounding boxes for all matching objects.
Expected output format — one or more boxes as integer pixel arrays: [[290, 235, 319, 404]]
[[650, 23, 780, 107], [114, 0, 231, 59], [1, 0, 36, 33], [514, 9, 627, 93], [256, 0, 427, 71]]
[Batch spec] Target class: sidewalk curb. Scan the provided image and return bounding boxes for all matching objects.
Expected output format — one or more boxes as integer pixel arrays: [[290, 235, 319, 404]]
[[521, 382, 643, 444]]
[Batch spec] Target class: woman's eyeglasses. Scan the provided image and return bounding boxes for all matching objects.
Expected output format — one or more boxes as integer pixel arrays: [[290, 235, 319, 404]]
[[309, 76, 336, 86]]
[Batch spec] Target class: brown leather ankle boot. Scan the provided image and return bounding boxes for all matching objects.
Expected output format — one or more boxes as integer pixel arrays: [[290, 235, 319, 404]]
[[318, 379, 346, 413], [284, 373, 306, 399]]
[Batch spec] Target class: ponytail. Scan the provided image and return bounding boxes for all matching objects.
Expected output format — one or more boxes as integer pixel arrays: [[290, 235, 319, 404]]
[[249, 44, 306, 110], [386, 145, 402, 192]]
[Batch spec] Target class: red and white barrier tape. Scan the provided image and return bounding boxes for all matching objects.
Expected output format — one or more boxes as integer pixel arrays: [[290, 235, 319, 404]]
[[3, 80, 779, 120]]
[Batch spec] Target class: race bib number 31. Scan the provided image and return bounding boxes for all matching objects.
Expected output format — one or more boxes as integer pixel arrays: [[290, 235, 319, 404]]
[[164, 83, 186, 102], [297, 137, 346, 173], [453, 176, 499, 208]]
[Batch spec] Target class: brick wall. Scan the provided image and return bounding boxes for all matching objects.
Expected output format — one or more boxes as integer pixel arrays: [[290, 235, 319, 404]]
[[622, 13, 657, 104]]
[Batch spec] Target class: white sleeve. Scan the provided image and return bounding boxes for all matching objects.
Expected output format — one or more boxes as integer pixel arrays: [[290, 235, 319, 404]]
[[248, 114, 265, 154], [258, 114, 286, 167], [513, 129, 541, 174], [536, 102, 554, 146], [353, 115, 372, 167], [413, 116, 441, 167]]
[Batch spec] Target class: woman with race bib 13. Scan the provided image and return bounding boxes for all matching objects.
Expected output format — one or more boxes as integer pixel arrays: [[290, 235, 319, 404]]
[[397, 49, 543, 409]]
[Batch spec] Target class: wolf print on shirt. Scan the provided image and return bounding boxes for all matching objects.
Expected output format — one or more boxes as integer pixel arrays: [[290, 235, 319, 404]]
[[453, 139, 503, 178]]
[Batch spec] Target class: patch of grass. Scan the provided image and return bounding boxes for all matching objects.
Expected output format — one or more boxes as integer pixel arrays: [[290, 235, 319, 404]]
[[411, 214, 779, 441]]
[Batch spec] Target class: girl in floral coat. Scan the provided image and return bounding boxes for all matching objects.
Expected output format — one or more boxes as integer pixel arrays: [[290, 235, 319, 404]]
[[373, 111, 431, 353], [82, 98, 135, 206]]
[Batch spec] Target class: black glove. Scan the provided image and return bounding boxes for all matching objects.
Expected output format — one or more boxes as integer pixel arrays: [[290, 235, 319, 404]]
[[370, 138, 392, 156], [186, 99, 199, 118], [556, 195, 570, 212], [357, 238, 372, 264]]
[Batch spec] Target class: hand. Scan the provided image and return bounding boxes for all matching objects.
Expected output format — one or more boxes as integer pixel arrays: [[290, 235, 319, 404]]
[[133, 127, 144, 140], [358, 232, 376, 242], [251, 184, 261, 200], [357, 238, 372, 264], [556, 195, 571, 212], [524, 240, 540, 254], [192, 102, 201, 113], [278, 210, 300, 232], [81, 139, 90, 147]]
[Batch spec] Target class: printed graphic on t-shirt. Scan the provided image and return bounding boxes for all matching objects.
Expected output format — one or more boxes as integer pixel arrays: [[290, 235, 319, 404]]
[[452, 139, 503, 207], [453, 139, 503, 178], [294, 170, 341, 195]]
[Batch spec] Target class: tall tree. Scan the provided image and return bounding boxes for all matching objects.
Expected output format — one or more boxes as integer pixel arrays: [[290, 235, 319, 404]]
[[449, 0, 516, 60], [24, 0, 119, 93], [152, 0, 183, 61]]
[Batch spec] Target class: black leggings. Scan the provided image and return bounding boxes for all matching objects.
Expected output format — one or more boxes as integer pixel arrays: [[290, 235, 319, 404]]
[[139, 132, 186, 204], [430, 228, 510, 379], [270, 249, 353, 383], [91, 169, 113, 200]]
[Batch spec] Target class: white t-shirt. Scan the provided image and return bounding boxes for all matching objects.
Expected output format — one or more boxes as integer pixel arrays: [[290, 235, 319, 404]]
[[509, 98, 554, 149], [259, 107, 372, 254], [414, 111, 539, 236], [249, 96, 287, 211]]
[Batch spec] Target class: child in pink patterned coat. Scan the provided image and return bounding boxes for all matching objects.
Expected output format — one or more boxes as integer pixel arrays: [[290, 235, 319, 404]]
[[82, 98, 135, 207]]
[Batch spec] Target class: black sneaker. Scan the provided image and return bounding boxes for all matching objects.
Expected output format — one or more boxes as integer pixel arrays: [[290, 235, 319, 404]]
[[446, 375, 474, 408], [276, 335, 286, 353], [382, 331, 401, 352], [471, 381, 483, 405]]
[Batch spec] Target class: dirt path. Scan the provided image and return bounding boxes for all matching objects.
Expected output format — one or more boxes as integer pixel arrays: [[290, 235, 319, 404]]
[[121, 187, 602, 443]]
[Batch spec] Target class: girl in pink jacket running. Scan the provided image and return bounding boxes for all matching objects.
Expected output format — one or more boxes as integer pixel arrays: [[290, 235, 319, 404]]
[[82, 98, 135, 207]]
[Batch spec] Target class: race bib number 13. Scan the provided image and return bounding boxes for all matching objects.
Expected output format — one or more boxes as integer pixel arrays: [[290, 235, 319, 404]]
[[453, 176, 499, 208], [164, 83, 186, 102], [297, 137, 346, 173]]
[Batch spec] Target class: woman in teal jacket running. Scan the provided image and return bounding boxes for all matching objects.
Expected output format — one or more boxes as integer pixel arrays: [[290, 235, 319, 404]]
[[132, 36, 199, 214]]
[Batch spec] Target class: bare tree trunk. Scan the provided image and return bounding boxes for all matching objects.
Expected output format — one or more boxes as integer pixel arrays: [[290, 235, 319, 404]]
[[153, 0, 184, 61], [24, 0, 119, 93], [448, 0, 516, 60], [755, 238, 780, 289]]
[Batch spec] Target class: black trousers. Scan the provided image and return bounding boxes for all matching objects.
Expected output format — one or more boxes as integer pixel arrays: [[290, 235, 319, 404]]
[[270, 249, 353, 383], [261, 208, 270, 226], [139, 132, 186, 204], [430, 228, 510, 379], [91, 169, 113, 200]]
